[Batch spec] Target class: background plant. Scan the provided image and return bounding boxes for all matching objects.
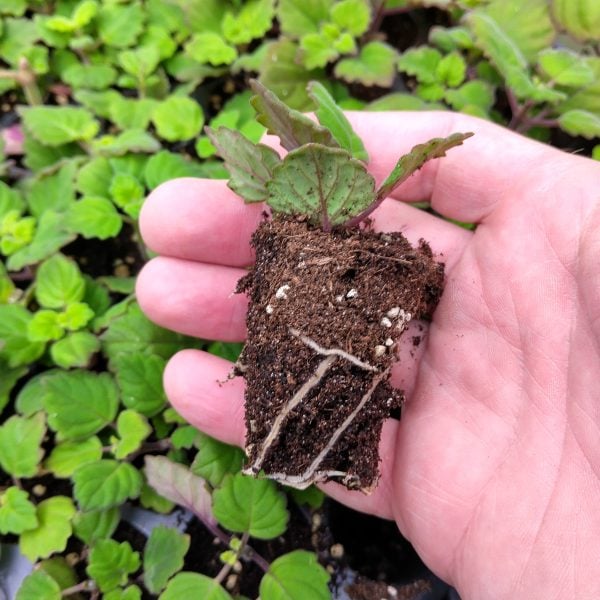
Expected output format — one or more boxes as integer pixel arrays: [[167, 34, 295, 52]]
[[1, 0, 599, 598]]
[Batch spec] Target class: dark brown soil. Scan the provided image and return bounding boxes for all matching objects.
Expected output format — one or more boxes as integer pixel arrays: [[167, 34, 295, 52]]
[[237, 217, 444, 492]]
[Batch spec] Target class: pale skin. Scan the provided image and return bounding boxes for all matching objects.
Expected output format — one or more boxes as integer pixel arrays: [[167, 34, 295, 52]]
[[136, 112, 600, 600]]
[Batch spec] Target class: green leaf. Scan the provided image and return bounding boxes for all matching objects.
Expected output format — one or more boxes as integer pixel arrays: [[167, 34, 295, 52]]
[[0, 305, 45, 367], [42, 370, 119, 440], [376, 133, 473, 203], [0, 413, 45, 477], [66, 197, 123, 240], [152, 97, 205, 142], [16, 571, 61, 600], [27, 161, 77, 218], [250, 79, 336, 151], [110, 97, 158, 130], [19, 106, 99, 146], [141, 25, 177, 60], [63, 64, 117, 90], [222, 0, 275, 45], [0, 18, 39, 66], [191, 434, 245, 488], [558, 109, 600, 139], [112, 409, 151, 459], [50, 330, 100, 368], [104, 586, 142, 600], [552, 0, 600, 41], [91, 129, 161, 157], [207, 128, 281, 203], [288, 485, 325, 509], [0, 362, 25, 413], [334, 41, 397, 87], [330, 0, 371, 36], [144, 456, 215, 524], [259, 550, 330, 600], [38, 557, 78, 592], [6, 210, 76, 271], [0, 180, 24, 219], [300, 31, 340, 70], [98, 276, 136, 295], [0, 487, 38, 534], [212, 473, 288, 539], [429, 25, 473, 52], [0, 0, 26, 16], [73, 459, 143, 511], [20, 496, 75, 562], [307, 81, 368, 161], [144, 525, 190, 594], [445, 80, 494, 112], [267, 144, 375, 227], [45, 436, 103, 478], [97, 2, 145, 48], [119, 45, 161, 79], [112, 352, 167, 416], [185, 33, 238, 66], [109, 173, 145, 218], [160, 573, 233, 600], [59, 301, 94, 331], [366, 92, 443, 111], [436, 52, 466, 87], [76, 157, 113, 197], [35, 253, 85, 309], [278, 0, 333, 36], [73, 507, 120, 545], [87, 539, 141, 592], [143, 150, 206, 189], [15, 371, 58, 416], [27, 309, 64, 342], [537, 49, 595, 87]]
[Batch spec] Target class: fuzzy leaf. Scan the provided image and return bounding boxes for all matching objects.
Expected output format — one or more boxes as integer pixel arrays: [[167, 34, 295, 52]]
[[73, 507, 120, 545], [0, 486, 38, 534], [250, 79, 337, 151], [59, 301, 94, 331], [143, 150, 206, 189], [277, 0, 333, 36], [112, 409, 152, 459], [66, 197, 123, 240], [15, 371, 57, 416], [445, 80, 495, 112], [45, 436, 103, 478], [35, 253, 85, 309], [73, 460, 143, 511], [26, 161, 77, 218], [300, 31, 340, 69], [0, 180, 24, 218], [207, 127, 281, 202], [19, 496, 75, 562], [87, 539, 141, 592], [76, 157, 113, 197], [63, 64, 117, 90], [397, 46, 442, 84], [222, 0, 275, 45], [0, 413, 45, 477], [429, 25, 473, 52], [558, 110, 600, 139], [38, 556, 77, 591], [50, 331, 100, 368], [192, 433, 245, 488], [97, 2, 145, 48], [152, 97, 204, 142], [144, 456, 215, 525], [436, 52, 466, 87], [19, 106, 99, 146], [376, 133, 473, 203], [0, 362, 25, 413], [110, 97, 157, 131], [330, 0, 370, 35], [27, 310, 64, 342], [0, 305, 45, 367], [92, 129, 161, 157], [119, 45, 161, 79], [212, 473, 288, 539], [15, 570, 61, 600], [538, 49, 595, 87], [259, 550, 330, 600], [334, 41, 397, 87], [185, 33, 238, 66], [144, 525, 190, 594], [267, 144, 375, 227], [42, 370, 119, 440], [552, 0, 600, 41], [160, 573, 233, 600], [112, 352, 167, 416], [307, 81, 368, 161], [104, 586, 142, 600]]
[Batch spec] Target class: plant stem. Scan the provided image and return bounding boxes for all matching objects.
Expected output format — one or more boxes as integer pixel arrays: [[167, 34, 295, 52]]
[[215, 531, 250, 585], [61, 580, 94, 596], [17, 58, 42, 105], [126, 439, 172, 461]]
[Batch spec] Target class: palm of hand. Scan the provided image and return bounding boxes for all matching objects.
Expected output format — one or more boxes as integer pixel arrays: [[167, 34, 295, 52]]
[[137, 112, 600, 600]]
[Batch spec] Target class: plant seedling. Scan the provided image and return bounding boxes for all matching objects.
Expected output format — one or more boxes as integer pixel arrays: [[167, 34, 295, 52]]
[[208, 80, 472, 492]]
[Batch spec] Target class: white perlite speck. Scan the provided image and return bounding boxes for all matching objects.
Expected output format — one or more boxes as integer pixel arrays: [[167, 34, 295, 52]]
[[275, 284, 290, 300], [380, 316, 392, 328], [346, 288, 358, 299], [387, 306, 400, 318], [385, 337, 394, 347], [335, 295, 344, 303], [265, 304, 274, 314], [374, 345, 386, 357]]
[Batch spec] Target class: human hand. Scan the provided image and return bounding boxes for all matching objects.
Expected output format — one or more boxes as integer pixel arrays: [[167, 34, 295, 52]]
[[136, 112, 600, 600]]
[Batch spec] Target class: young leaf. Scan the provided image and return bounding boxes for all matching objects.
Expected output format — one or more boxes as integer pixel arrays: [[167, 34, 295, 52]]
[[43, 370, 118, 440], [59, 301, 94, 331], [300, 31, 340, 69], [0, 362, 25, 413], [76, 157, 113, 197], [334, 41, 397, 87], [143, 525, 191, 594], [27, 161, 77, 218], [92, 129, 161, 156], [73, 460, 143, 511], [0, 305, 45, 367], [110, 97, 158, 131], [445, 80, 495, 113], [222, 0, 275, 44], [152, 97, 205, 142], [112, 409, 152, 459], [104, 586, 142, 600], [436, 52, 467, 88], [330, 0, 371, 35], [537, 49, 595, 87], [267, 144, 375, 228], [97, 2, 145, 48], [277, 0, 333, 36], [259, 550, 330, 600], [27, 309, 64, 342], [112, 352, 168, 416], [144, 456, 216, 525], [0, 487, 38, 534], [73, 507, 120, 545], [250, 79, 337, 151], [19, 106, 99, 146], [160, 573, 233, 600], [87, 539, 141, 592], [19, 496, 75, 562], [558, 109, 600, 139], [15, 570, 61, 600], [35, 253, 85, 309], [143, 150, 207, 189], [0, 180, 24, 218], [192, 433, 245, 488], [66, 197, 123, 240], [207, 127, 281, 202], [0, 413, 45, 478], [307, 81, 368, 161], [50, 330, 100, 368], [45, 436, 103, 478], [185, 32, 238, 66], [63, 64, 117, 90], [552, 0, 600, 41], [212, 473, 288, 539]]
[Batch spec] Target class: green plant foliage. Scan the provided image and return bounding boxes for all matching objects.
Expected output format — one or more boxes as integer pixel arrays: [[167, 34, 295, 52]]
[[15, 570, 61, 600], [160, 572, 233, 600], [192, 433, 246, 488], [35, 253, 85, 308], [19, 106, 99, 146], [111, 409, 152, 459], [0, 486, 38, 534], [45, 436, 103, 478], [143, 525, 190, 594], [0, 412, 45, 477], [0, 305, 45, 366], [72, 507, 120, 545], [87, 539, 141, 592], [335, 41, 397, 87], [278, 0, 333, 36], [552, 0, 600, 41], [212, 473, 289, 539], [152, 96, 205, 141]]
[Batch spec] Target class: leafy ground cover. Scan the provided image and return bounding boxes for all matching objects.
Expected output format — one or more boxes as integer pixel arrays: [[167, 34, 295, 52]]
[[0, 1, 599, 599]]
